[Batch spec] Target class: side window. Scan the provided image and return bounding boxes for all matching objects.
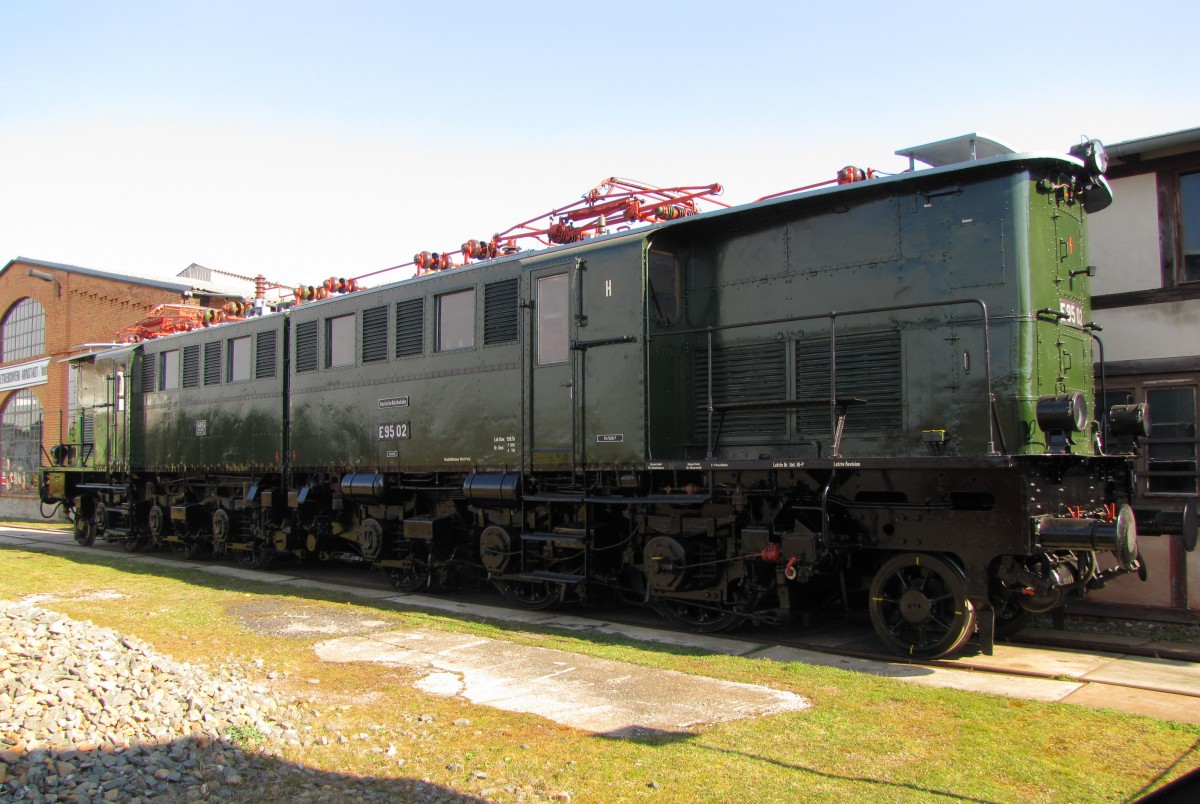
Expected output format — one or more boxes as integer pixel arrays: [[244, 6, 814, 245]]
[[160, 350, 179, 391], [1145, 386, 1198, 494], [228, 336, 252, 382], [648, 250, 680, 325], [1180, 171, 1200, 284], [437, 289, 475, 351], [536, 273, 569, 365], [326, 313, 355, 368]]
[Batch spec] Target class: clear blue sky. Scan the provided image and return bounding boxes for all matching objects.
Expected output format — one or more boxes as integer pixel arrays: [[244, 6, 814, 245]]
[[2, 0, 1196, 289]]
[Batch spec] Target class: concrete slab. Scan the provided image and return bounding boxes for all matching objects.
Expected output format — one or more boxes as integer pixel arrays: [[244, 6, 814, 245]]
[[1018, 628, 1152, 650], [385, 594, 560, 624], [948, 643, 1121, 679], [753, 645, 1083, 702], [385, 595, 766, 656], [275, 578, 397, 600], [1061, 683, 1200, 724], [194, 565, 299, 583], [315, 629, 809, 736], [1081, 655, 1200, 698]]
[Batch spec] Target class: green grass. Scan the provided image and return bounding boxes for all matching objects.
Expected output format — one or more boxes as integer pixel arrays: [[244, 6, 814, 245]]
[[2, 544, 1198, 803]]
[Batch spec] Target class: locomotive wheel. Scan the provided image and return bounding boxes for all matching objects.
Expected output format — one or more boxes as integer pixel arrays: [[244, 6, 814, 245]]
[[991, 592, 1032, 639], [385, 561, 429, 593], [656, 599, 744, 634], [92, 502, 109, 541], [494, 580, 561, 610], [211, 509, 230, 556], [236, 541, 274, 569], [73, 511, 96, 547], [171, 538, 204, 560], [122, 533, 148, 552], [869, 553, 977, 658], [148, 504, 166, 540]]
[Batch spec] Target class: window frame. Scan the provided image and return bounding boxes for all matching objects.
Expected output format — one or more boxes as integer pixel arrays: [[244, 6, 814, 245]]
[[436, 288, 476, 352], [1098, 375, 1199, 498], [228, 335, 253, 383], [326, 313, 356, 369], [1, 297, 46, 364], [1143, 384, 1199, 496], [536, 273, 569, 366], [1148, 156, 1200, 289], [159, 350, 179, 391]]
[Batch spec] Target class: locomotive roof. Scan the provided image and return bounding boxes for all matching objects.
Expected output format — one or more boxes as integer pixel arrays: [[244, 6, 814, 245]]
[[338, 149, 1107, 301], [80, 149, 1108, 344]]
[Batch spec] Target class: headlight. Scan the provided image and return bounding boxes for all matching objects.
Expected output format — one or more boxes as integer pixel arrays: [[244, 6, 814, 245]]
[[1069, 138, 1108, 177], [1037, 391, 1090, 433]]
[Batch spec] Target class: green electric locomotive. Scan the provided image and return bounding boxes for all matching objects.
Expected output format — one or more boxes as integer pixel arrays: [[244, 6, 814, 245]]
[[42, 135, 1193, 658]]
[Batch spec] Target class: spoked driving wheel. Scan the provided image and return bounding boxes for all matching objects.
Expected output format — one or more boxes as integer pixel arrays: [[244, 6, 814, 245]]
[[656, 598, 744, 633], [73, 504, 97, 547], [990, 591, 1032, 639], [385, 541, 431, 593], [235, 540, 274, 569], [869, 553, 977, 658], [385, 560, 430, 593], [170, 538, 204, 560], [122, 533, 148, 552], [494, 580, 562, 610]]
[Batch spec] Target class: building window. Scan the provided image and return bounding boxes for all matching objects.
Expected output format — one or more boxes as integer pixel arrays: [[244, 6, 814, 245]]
[[437, 289, 475, 351], [228, 336, 252, 382], [1145, 386, 1198, 495], [160, 350, 179, 391], [1, 298, 46, 363], [0, 389, 43, 494], [1180, 171, 1200, 284], [326, 314, 355, 368], [537, 274, 569, 365]]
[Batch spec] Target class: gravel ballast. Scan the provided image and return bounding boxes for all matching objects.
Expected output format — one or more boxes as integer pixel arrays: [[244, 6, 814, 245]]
[[0, 600, 480, 802]]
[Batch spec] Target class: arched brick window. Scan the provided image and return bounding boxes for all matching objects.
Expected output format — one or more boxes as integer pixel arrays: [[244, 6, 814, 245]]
[[2, 297, 47, 363], [0, 389, 43, 494]]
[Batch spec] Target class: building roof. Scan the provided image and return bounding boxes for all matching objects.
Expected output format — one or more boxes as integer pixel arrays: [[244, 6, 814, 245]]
[[1106, 126, 1200, 162], [2, 257, 243, 298]]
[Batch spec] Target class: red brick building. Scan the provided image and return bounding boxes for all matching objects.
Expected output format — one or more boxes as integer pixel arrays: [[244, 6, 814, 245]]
[[0, 257, 240, 518]]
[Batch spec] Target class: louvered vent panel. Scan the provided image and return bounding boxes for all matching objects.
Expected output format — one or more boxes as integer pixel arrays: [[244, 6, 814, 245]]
[[362, 306, 388, 363], [692, 342, 788, 440], [255, 330, 277, 379], [140, 356, 156, 393], [395, 299, 424, 357], [796, 331, 902, 433], [294, 321, 319, 373], [82, 414, 95, 445], [182, 345, 201, 388], [484, 279, 519, 344], [203, 342, 222, 385]]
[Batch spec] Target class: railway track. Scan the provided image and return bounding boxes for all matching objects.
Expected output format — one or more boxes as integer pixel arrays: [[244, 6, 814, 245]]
[[4, 523, 1200, 719]]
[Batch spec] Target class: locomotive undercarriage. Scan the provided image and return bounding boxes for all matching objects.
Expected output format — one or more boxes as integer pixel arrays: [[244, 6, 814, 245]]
[[48, 454, 1143, 660]]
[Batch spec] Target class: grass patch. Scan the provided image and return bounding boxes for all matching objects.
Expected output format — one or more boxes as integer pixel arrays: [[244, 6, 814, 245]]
[[2, 544, 1198, 802]]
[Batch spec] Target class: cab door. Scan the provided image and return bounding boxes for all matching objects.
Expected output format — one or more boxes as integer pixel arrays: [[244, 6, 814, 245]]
[[527, 266, 574, 469]]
